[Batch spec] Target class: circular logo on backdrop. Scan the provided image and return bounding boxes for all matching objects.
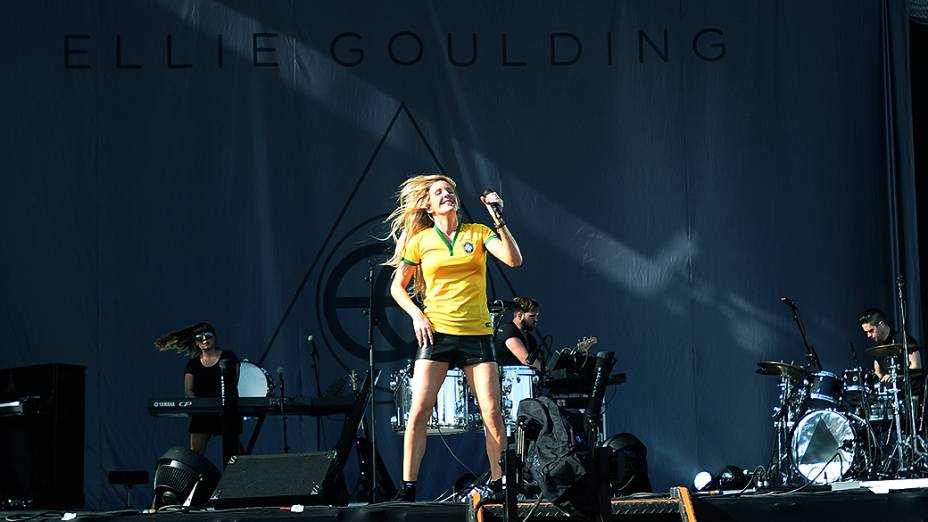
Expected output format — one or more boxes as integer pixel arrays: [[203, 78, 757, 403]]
[[316, 216, 418, 373], [463, 242, 474, 253]]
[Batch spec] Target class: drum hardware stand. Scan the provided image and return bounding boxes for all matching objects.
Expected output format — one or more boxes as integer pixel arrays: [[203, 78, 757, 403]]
[[769, 374, 800, 486], [891, 276, 928, 474], [880, 359, 927, 476], [770, 378, 788, 485], [848, 343, 877, 464]]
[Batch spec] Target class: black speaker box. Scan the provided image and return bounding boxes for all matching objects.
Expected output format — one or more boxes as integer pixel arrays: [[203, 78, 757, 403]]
[[209, 451, 347, 508], [0, 364, 85, 509]]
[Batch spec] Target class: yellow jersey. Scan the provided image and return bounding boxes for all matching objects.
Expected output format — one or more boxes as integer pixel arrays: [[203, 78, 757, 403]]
[[402, 223, 499, 335]]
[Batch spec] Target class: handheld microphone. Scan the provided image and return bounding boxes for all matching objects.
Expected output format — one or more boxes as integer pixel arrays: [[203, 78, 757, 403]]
[[481, 188, 504, 221], [780, 296, 798, 310]]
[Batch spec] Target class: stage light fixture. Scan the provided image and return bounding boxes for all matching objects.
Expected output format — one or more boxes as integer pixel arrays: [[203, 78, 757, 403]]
[[151, 447, 221, 509], [600, 433, 652, 495], [693, 465, 750, 492], [693, 471, 712, 491]]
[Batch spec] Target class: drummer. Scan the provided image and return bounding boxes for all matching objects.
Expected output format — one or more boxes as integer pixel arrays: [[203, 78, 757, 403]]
[[858, 308, 921, 384], [494, 296, 543, 370]]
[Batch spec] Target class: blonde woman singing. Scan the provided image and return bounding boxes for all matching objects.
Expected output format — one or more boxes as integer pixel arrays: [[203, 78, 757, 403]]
[[385, 174, 522, 501]]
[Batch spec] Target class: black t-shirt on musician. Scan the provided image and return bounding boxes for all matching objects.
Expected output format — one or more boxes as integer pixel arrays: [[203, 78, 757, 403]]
[[185, 350, 240, 398], [494, 321, 538, 366], [184, 350, 241, 435]]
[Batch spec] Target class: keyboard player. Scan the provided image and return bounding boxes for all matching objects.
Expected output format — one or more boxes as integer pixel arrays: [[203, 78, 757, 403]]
[[155, 322, 242, 455]]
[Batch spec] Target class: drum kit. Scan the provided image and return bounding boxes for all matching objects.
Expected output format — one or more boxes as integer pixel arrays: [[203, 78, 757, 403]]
[[388, 364, 537, 436], [759, 342, 927, 485]]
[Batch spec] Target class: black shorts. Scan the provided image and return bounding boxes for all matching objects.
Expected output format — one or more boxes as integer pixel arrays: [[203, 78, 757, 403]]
[[416, 332, 496, 369]]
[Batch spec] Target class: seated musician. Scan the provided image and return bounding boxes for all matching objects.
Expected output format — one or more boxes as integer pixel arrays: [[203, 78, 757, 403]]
[[494, 296, 543, 370], [155, 322, 242, 454], [858, 308, 921, 384]]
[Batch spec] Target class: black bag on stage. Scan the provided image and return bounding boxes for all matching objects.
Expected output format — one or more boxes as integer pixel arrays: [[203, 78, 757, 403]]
[[517, 396, 593, 506]]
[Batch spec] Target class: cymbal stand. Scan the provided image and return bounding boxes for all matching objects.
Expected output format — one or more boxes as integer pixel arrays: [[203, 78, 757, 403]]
[[895, 277, 928, 469], [770, 375, 799, 485], [882, 359, 908, 475]]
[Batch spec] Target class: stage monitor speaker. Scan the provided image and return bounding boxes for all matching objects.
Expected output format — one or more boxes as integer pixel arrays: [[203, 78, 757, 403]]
[[209, 451, 347, 508], [0, 363, 85, 509]]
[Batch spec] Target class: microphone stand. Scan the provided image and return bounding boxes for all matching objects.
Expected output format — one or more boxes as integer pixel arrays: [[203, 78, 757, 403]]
[[784, 300, 822, 371], [489, 299, 510, 437], [309, 336, 323, 451], [364, 260, 379, 501], [278, 369, 289, 453], [218, 359, 237, 468]]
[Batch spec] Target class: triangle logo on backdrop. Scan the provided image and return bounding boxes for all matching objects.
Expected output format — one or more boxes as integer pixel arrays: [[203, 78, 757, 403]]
[[258, 102, 446, 371]]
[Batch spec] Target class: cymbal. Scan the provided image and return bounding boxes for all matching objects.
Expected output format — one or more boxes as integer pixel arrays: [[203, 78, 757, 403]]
[[866, 343, 920, 357], [756, 361, 811, 379]]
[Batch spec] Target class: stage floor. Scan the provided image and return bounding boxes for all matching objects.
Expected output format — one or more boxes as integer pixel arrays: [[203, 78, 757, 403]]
[[6, 483, 928, 522]]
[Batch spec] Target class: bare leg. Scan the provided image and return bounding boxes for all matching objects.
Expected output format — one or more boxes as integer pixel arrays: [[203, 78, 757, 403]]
[[465, 362, 506, 480], [403, 359, 449, 481], [190, 433, 210, 454]]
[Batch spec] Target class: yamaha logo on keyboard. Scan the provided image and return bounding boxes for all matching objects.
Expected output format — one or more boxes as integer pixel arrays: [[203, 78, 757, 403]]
[[153, 400, 193, 407]]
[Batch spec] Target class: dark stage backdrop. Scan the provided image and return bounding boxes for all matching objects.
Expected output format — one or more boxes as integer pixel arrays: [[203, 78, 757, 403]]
[[0, 0, 920, 509]]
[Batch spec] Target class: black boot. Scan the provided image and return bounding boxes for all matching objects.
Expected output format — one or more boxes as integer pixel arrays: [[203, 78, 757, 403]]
[[392, 481, 416, 502], [484, 478, 504, 503]]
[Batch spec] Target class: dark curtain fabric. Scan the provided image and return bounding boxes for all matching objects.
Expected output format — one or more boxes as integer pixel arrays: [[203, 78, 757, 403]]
[[0, 0, 919, 508], [882, 1, 922, 335]]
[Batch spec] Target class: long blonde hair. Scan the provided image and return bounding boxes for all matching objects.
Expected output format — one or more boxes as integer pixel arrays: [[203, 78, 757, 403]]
[[384, 174, 458, 298]]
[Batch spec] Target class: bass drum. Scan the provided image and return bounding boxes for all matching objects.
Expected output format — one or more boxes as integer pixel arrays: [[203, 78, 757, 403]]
[[238, 360, 274, 397], [390, 367, 481, 435], [790, 409, 874, 484]]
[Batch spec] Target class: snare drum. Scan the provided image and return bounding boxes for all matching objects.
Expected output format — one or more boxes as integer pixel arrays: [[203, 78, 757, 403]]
[[238, 360, 274, 397], [500, 366, 536, 433], [390, 367, 481, 435], [806, 371, 842, 408]]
